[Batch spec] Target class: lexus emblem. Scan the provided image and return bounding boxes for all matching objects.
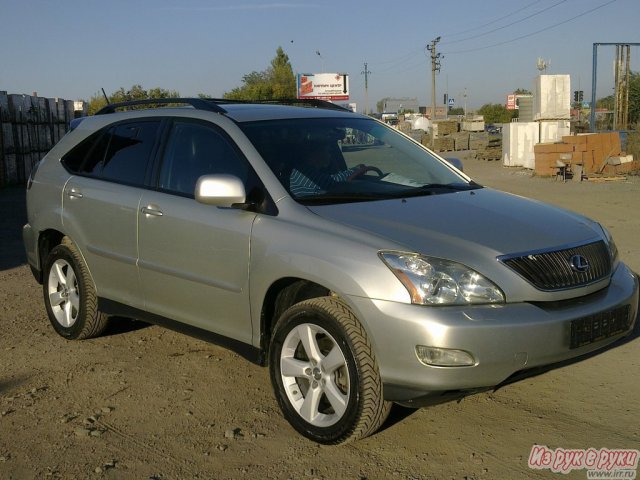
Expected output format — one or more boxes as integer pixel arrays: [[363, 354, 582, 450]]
[[570, 255, 590, 273]]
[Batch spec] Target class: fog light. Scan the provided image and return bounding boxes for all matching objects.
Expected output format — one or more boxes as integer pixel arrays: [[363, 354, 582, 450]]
[[415, 346, 475, 367]]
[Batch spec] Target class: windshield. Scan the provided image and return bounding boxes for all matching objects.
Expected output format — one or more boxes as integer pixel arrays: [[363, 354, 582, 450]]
[[239, 117, 479, 204]]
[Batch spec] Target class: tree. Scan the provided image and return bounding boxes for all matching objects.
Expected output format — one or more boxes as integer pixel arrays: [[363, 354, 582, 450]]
[[269, 47, 296, 98], [596, 95, 614, 110], [376, 98, 389, 114], [449, 107, 464, 116], [477, 103, 516, 124], [513, 88, 532, 95], [87, 84, 179, 115], [224, 47, 296, 100], [224, 71, 272, 100]]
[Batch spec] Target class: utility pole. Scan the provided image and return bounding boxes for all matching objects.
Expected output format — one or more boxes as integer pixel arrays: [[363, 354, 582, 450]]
[[426, 36, 442, 146], [590, 42, 639, 132], [445, 74, 449, 120], [463, 88, 468, 118], [614, 44, 631, 130], [361, 62, 371, 115]]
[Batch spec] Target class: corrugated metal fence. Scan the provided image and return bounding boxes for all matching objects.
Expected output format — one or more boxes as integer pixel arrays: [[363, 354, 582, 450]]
[[0, 91, 80, 186]]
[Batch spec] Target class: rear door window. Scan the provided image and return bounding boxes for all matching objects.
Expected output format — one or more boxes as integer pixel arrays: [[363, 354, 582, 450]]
[[62, 120, 162, 187], [101, 122, 160, 185]]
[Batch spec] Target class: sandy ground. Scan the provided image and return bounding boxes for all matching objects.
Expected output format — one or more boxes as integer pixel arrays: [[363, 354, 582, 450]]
[[1, 155, 639, 480]]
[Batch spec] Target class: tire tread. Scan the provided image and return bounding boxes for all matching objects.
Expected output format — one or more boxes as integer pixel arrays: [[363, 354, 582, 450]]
[[45, 237, 108, 340], [280, 296, 391, 443]]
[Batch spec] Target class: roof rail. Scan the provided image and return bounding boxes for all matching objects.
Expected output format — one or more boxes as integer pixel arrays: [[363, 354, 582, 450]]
[[94, 97, 353, 116], [95, 98, 228, 115], [252, 98, 352, 112]]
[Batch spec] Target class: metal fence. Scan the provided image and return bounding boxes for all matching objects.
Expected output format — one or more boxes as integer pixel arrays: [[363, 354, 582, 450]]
[[0, 91, 82, 186]]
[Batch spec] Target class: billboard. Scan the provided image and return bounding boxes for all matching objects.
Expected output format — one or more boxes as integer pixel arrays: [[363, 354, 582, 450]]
[[297, 73, 349, 101], [506, 94, 517, 110]]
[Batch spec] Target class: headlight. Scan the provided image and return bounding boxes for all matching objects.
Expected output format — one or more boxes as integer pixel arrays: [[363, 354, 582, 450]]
[[379, 251, 505, 305]]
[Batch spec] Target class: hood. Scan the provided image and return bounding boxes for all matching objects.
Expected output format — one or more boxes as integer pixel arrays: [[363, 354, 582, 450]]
[[307, 187, 601, 268]]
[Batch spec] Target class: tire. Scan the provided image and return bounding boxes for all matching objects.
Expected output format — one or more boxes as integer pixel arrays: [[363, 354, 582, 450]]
[[42, 237, 108, 340], [269, 296, 391, 444]]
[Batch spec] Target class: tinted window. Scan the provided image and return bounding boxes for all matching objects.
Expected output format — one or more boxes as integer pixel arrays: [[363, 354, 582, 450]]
[[61, 120, 161, 186], [158, 121, 248, 196], [79, 130, 111, 175], [101, 122, 160, 185], [61, 129, 108, 173]]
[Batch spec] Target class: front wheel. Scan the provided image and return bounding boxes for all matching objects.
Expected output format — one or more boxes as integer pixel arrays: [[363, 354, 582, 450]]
[[43, 237, 108, 340], [269, 297, 391, 444]]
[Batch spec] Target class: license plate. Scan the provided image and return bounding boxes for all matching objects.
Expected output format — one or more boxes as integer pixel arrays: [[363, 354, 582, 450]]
[[570, 305, 631, 349]]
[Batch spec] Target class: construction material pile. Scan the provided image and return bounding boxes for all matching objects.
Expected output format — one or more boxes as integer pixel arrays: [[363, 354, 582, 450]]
[[534, 132, 638, 177], [475, 136, 502, 161]]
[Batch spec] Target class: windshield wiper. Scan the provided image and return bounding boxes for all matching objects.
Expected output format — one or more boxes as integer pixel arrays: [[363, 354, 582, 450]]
[[419, 182, 482, 191], [382, 182, 481, 198], [296, 182, 483, 204], [296, 192, 392, 205]]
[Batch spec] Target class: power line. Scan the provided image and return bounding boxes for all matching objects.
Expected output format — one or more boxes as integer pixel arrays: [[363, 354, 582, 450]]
[[366, 2, 550, 74], [441, 0, 568, 46], [371, 48, 424, 68], [365, 0, 565, 75], [375, 57, 428, 76], [357, 0, 617, 87], [368, 47, 433, 77], [441, 0, 543, 39], [443, 0, 617, 55], [366, 1, 544, 70]]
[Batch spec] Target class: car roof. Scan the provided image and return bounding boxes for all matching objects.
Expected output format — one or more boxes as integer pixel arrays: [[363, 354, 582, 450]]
[[90, 98, 362, 124]]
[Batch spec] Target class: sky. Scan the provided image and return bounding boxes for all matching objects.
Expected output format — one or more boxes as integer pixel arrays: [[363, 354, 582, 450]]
[[1, 0, 639, 112]]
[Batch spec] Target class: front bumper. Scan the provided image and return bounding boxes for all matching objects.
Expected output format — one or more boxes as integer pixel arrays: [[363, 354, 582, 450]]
[[348, 263, 639, 402]]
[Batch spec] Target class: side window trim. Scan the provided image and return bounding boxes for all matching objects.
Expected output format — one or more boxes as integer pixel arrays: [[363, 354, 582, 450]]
[[146, 118, 172, 189]]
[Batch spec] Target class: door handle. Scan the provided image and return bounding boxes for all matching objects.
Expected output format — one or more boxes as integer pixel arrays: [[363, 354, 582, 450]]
[[141, 205, 164, 217], [67, 188, 83, 199]]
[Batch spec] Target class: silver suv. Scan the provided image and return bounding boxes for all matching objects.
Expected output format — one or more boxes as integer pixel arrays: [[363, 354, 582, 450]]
[[23, 98, 638, 444]]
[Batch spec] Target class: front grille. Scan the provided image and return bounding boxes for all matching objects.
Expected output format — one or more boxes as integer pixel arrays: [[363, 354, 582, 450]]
[[499, 240, 612, 291]]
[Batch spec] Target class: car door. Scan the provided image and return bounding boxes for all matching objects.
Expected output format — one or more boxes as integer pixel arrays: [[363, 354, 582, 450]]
[[137, 119, 257, 344], [61, 119, 162, 308]]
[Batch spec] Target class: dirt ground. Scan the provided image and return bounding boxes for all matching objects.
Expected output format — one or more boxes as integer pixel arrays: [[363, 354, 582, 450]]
[[1, 155, 639, 480]]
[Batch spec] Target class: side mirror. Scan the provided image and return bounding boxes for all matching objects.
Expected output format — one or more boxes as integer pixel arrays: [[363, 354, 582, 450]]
[[195, 174, 246, 207], [445, 157, 464, 172]]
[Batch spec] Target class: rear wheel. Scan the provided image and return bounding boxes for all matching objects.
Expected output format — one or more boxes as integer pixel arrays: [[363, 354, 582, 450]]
[[269, 297, 391, 444], [43, 237, 108, 340]]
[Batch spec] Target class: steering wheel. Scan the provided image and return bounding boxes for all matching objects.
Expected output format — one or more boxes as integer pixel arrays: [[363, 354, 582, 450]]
[[348, 165, 384, 181]]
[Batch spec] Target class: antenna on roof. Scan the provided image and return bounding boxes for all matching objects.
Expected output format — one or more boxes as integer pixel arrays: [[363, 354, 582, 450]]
[[101, 88, 110, 105], [536, 57, 550, 74]]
